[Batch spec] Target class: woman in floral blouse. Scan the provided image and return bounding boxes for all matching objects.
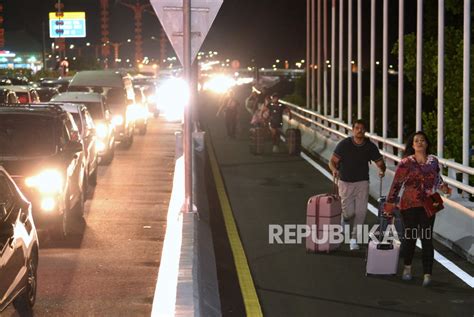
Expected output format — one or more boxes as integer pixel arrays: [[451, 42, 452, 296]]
[[384, 131, 450, 287]]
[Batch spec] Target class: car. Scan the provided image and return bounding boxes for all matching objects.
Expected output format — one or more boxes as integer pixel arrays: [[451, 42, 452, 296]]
[[39, 77, 71, 93], [68, 70, 136, 147], [0, 88, 19, 104], [0, 85, 40, 104], [57, 103, 99, 189], [0, 104, 86, 238], [132, 86, 149, 135], [35, 86, 60, 102], [0, 166, 39, 314], [50, 92, 116, 165]]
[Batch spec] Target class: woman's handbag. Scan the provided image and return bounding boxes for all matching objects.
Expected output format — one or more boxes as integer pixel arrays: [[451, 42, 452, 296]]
[[423, 192, 444, 218]]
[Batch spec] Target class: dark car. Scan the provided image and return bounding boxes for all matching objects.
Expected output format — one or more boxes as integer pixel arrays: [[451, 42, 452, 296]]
[[0, 166, 39, 314], [0, 105, 86, 238], [35, 86, 60, 102], [39, 77, 71, 93]]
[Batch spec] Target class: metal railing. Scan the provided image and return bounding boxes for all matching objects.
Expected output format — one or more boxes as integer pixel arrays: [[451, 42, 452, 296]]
[[281, 99, 474, 197]]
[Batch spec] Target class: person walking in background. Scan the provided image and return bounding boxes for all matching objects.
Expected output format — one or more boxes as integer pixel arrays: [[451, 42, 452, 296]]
[[216, 90, 240, 138], [328, 119, 386, 250], [384, 131, 451, 287], [261, 93, 290, 153], [245, 90, 259, 116]]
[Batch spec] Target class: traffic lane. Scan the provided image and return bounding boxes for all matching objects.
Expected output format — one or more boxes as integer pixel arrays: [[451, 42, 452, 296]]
[[2, 118, 178, 316], [200, 89, 474, 316]]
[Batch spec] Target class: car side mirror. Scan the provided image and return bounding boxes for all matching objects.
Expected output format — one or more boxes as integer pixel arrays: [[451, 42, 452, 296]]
[[19, 202, 30, 223], [66, 140, 83, 153]]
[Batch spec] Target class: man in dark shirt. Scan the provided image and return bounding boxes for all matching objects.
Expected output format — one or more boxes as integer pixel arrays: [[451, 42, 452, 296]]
[[329, 119, 386, 250], [263, 93, 290, 153]]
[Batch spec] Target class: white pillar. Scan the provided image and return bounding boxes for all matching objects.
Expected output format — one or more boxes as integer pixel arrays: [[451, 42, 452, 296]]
[[382, 0, 388, 139], [462, 0, 471, 187], [307, 0, 311, 109], [357, 0, 362, 119], [437, 0, 444, 158], [398, 0, 404, 145], [338, 0, 344, 120], [370, 0, 375, 133], [347, 0, 352, 125], [331, 0, 336, 117], [416, 0, 423, 131]]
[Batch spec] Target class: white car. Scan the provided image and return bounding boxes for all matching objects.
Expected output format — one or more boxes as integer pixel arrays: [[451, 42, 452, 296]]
[[0, 86, 40, 104], [50, 92, 115, 165], [57, 103, 99, 188]]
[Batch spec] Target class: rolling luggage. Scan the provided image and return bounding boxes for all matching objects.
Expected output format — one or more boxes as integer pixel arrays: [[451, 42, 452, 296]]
[[249, 127, 264, 155], [377, 178, 404, 243], [366, 178, 401, 275], [306, 179, 342, 253], [286, 128, 301, 155]]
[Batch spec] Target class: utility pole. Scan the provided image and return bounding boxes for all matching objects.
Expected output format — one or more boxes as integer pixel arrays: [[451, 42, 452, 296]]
[[120, 0, 151, 65], [111, 42, 123, 67], [100, 0, 111, 68]]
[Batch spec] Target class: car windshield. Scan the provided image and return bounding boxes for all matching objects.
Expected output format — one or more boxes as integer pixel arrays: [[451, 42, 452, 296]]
[[82, 102, 104, 120], [0, 114, 56, 156]]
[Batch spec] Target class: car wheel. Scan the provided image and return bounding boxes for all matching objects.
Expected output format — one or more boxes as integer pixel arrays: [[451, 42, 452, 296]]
[[13, 250, 38, 314], [122, 133, 134, 149], [89, 167, 98, 186], [72, 190, 85, 218], [82, 174, 89, 200], [100, 144, 114, 165]]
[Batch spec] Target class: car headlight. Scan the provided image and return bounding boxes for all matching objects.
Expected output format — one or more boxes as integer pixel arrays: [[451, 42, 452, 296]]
[[96, 123, 108, 139], [96, 140, 106, 152], [112, 115, 124, 126], [25, 169, 63, 194]]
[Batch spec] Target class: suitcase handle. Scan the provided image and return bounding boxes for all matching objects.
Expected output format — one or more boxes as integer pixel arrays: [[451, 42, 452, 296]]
[[379, 176, 383, 197], [333, 176, 339, 196]]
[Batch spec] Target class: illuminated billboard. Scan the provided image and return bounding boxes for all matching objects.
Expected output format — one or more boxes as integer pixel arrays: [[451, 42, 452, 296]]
[[49, 12, 86, 38]]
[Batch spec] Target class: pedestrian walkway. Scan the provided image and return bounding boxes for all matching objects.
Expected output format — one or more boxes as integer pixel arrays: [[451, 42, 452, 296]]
[[200, 86, 473, 317]]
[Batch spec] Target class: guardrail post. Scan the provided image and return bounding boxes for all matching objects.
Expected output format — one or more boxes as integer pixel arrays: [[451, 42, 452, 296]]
[[447, 159, 460, 199]]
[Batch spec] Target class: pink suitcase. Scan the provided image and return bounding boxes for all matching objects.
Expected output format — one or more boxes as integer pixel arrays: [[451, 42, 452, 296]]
[[306, 193, 342, 253], [366, 240, 400, 275]]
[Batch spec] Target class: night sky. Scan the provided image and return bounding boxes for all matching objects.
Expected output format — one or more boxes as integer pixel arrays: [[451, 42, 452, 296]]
[[3, 0, 307, 67]]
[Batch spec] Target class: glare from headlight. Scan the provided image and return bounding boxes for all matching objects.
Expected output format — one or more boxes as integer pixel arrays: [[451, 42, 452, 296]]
[[156, 78, 188, 122], [26, 169, 63, 194], [112, 115, 124, 126], [41, 197, 56, 211], [203, 75, 236, 94], [96, 123, 108, 139], [96, 140, 106, 152]]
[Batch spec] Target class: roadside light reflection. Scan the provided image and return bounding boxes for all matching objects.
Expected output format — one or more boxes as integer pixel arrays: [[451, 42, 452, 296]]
[[156, 78, 188, 122]]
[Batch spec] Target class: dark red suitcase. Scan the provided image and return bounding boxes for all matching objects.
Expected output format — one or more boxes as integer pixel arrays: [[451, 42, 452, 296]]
[[249, 127, 264, 155], [286, 128, 301, 155]]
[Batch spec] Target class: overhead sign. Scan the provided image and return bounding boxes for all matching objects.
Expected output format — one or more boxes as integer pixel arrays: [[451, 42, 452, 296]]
[[150, 0, 223, 66], [49, 12, 86, 38]]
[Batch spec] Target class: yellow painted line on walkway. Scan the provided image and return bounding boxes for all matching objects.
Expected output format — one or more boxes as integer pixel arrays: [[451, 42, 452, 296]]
[[206, 134, 263, 317]]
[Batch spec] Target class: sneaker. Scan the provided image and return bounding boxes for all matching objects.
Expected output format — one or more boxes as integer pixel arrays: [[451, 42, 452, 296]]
[[272, 145, 279, 153], [349, 238, 359, 250], [422, 274, 432, 287], [402, 266, 413, 281]]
